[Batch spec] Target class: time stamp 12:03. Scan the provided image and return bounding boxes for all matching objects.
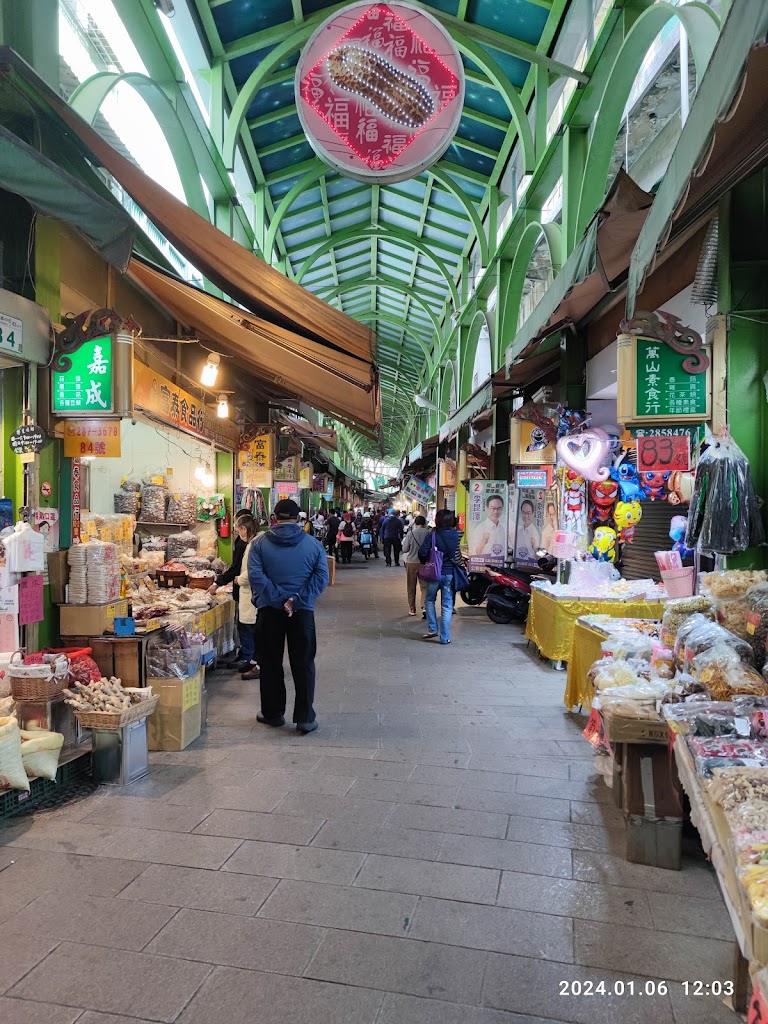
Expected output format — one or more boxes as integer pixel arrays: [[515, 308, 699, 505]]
[[559, 979, 735, 997]]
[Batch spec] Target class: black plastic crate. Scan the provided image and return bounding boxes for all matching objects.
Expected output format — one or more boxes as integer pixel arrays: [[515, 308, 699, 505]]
[[0, 752, 94, 820]]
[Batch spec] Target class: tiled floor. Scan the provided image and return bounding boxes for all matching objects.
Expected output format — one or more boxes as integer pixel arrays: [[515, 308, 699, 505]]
[[0, 558, 741, 1023]]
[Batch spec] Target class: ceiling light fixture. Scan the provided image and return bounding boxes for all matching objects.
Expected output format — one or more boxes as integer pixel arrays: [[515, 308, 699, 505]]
[[413, 394, 438, 412], [217, 395, 229, 419], [200, 352, 220, 387]]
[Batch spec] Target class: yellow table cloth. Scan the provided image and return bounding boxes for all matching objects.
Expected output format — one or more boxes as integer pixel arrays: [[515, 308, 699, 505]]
[[564, 622, 607, 711]]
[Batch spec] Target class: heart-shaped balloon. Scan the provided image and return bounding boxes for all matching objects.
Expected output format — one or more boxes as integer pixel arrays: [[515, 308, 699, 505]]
[[556, 429, 611, 482]]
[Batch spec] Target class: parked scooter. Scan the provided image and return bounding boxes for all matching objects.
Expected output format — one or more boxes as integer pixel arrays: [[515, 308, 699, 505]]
[[484, 551, 559, 624], [459, 571, 492, 606], [359, 528, 374, 560]]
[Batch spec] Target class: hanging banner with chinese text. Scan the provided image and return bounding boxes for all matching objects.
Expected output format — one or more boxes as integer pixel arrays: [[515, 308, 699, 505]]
[[62, 420, 121, 458], [239, 431, 274, 489], [466, 480, 508, 571]]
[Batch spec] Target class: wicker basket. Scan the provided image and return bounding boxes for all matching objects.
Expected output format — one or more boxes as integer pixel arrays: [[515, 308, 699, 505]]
[[188, 575, 215, 590], [10, 652, 70, 702], [72, 693, 159, 730]]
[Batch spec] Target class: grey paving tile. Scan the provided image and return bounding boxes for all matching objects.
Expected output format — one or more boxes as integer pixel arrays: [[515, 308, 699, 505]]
[[1, 820, 125, 855], [515, 774, 614, 804], [146, 906, 323, 974], [497, 871, 653, 928], [457, 786, 571, 822], [6, 890, 176, 951], [0, 849, 146, 896], [375, 748, 473, 768], [310, 820, 445, 859], [218, 747, 324, 771], [221, 839, 365, 884], [482, 955, 675, 1024], [505, 816, 626, 854], [259, 878, 416, 936], [149, 747, 231, 767], [117, 863, 277, 916], [253, 768, 355, 796], [438, 834, 572, 878], [8, 942, 212, 1022], [305, 929, 487, 1003], [572, 850, 721, 898], [0, 931, 59, 996], [355, 852, 500, 904], [97, 827, 242, 870], [81, 795, 210, 833], [410, 896, 574, 961], [387, 802, 508, 838], [667, 983, 742, 1023], [78, 1013, 174, 1024], [646, 891, 734, 940], [575, 919, 733, 982], [412, 762, 570, 788], [193, 808, 323, 844], [378, 993, 558, 1024], [0, 999, 81, 1024], [347, 777, 459, 807], [166, 777, 287, 812], [273, 791, 395, 823], [313, 755, 414, 779], [176, 965, 383, 1024], [469, 753, 570, 775], [569, 800, 626, 828]]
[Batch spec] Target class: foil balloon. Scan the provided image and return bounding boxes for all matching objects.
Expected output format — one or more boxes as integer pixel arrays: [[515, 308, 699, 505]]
[[670, 514, 693, 559], [556, 428, 611, 482], [513, 402, 560, 443], [589, 526, 617, 563], [614, 500, 643, 542]]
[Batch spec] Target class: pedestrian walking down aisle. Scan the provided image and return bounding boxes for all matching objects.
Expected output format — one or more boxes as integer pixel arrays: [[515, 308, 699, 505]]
[[0, 559, 738, 1024]]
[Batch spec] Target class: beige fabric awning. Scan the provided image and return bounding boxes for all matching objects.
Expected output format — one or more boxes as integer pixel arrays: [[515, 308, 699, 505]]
[[130, 260, 380, 436]]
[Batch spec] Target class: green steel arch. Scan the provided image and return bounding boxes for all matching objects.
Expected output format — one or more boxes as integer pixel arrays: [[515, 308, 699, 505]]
[[428, 165, 490, 266], [296, 226, 461, 307], [319, 277, 443, 337], [68, 71, 209, 219], [574, 1, 720, 243], [350, 311, 436, 368], [459, 310, 491, 404], [440, 359, 458, 415], [222, 15, 534, 174], [501, 220, 563, 362]]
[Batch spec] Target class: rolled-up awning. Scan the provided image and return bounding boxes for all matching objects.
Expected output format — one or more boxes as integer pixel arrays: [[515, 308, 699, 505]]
[[627, 0, 768, 313], [439, 380, 493, 442], [505, 170, 653, 369], [0, 46, 375, 365], [129, 259, 380, 436], [277, 413, 338, 452]]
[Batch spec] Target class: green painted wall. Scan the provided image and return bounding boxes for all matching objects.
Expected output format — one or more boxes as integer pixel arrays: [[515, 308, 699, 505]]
[[723, 170, 768, 569], [216, 450, 233, 564]]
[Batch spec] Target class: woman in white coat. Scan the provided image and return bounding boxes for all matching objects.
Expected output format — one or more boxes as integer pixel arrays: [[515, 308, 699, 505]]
[[235, 515, 260, 679]]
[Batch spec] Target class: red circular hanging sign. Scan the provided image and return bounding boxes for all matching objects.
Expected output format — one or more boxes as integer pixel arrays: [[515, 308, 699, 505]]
[[296, 2, 464, 183]]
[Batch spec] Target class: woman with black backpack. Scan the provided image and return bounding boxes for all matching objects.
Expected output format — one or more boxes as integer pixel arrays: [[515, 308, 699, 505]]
[[338, 512, 356, 564]]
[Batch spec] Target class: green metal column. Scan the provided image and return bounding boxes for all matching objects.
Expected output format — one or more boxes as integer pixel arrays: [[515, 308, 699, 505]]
[[216, 451, 234, 564], [0, 0, 59, 85], [562, 125, 589, 255]]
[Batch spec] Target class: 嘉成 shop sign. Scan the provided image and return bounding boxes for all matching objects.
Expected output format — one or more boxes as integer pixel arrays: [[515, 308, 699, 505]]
[[617, 311, 711, 425], [296, 1, 464, 183], [52, 335, 114, 415]]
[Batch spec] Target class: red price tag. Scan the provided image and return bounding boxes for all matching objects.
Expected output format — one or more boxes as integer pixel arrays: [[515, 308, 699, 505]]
[[636, 435, 691, 473]]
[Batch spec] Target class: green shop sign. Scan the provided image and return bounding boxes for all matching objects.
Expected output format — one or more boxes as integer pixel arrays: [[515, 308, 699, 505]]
[[52, 335, 114, 416], [617, 332, 710, 425]]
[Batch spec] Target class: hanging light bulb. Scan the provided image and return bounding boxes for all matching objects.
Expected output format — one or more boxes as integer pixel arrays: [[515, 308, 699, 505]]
[[194, 464, 205, 481], [202, 470, 215, 489], [217, 395, 229, 419], [200, 352, 220, 387]]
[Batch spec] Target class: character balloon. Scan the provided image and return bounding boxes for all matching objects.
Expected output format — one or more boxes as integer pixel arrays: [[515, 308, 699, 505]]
[[610, 461, 647, 502], [589, 526, 617, 563], [556, 428, 612, 482], [614, 500, 643, 543], [589, 479, 619, 525], [670, 514, 694, 560]]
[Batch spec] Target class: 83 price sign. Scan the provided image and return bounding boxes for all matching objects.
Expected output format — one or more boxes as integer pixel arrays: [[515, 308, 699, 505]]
[[636, 434, 691, 474]]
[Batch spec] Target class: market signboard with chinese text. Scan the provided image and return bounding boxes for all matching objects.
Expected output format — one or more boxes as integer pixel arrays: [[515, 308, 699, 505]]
[[62, 420, 121, 458], [402, 475, 434, 506], [52, 335, 114, 415], [239, 431, 274, 488], [134, 361, 206, 437], [617, 334, 710, 424], [296, 1, 464, 184]]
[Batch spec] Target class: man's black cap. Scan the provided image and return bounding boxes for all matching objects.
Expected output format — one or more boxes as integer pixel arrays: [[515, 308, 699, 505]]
[[274, 499, 301, 520]]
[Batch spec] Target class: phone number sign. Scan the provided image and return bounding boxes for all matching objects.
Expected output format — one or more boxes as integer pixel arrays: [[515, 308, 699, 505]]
[[636, 434, 691, 474]]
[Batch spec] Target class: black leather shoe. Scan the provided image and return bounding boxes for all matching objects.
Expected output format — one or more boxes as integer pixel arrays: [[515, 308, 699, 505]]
[[256, 713, 285, 727], [234, 660, 251, 672], [296, 721, 318, 735]]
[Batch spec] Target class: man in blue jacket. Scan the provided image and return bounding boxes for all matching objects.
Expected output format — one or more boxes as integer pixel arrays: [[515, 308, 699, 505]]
[[248, 499, 329, 734], [379, 508, 405, 566]]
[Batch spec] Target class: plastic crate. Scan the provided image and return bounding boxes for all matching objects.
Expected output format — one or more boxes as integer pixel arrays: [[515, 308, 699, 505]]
[[0, 752, 93, 819]]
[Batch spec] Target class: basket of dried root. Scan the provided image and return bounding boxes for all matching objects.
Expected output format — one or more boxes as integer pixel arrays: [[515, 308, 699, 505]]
[[63, 676, 158, 730]]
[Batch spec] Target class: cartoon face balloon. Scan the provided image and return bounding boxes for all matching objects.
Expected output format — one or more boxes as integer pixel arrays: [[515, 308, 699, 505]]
[[556, 428, 612, 482]]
